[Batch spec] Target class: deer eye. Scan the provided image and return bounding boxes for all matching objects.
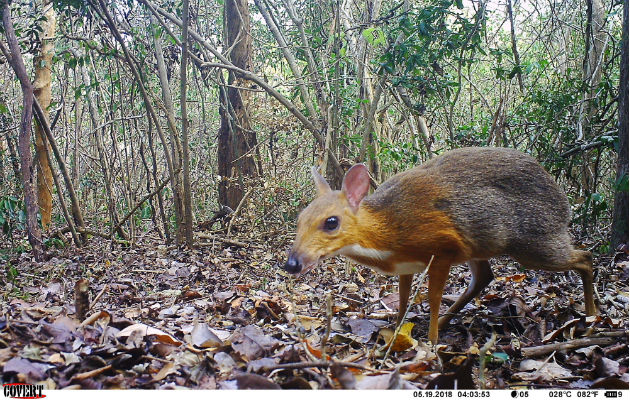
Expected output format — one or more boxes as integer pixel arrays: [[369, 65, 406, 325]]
[[323, 216, 339, 231]]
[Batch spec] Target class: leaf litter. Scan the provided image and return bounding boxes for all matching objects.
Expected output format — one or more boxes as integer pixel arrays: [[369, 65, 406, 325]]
[[0, 235, 627, 389]]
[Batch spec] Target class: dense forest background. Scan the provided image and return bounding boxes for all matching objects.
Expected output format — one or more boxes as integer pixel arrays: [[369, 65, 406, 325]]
[[0, 0, 628, 390], [0, 0, 627, 256]]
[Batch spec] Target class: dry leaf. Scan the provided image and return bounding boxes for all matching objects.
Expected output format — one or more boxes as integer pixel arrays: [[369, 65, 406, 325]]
[[152, 361, 177, 382], [191, 322, 223, 348], [379, 322, 418, 352], [117, 323, 183, 346], [515, 359, 574, 381]]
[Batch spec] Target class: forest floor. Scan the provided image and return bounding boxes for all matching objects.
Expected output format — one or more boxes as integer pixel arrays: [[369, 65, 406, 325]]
[[0, 230, 628, 390]]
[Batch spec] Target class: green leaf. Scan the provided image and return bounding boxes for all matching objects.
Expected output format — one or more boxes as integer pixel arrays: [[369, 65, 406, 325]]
[[508, 65, 522, 79], [362, 27, 385, 46]]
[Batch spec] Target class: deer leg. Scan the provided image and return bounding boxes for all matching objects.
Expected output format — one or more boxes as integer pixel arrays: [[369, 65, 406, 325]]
[[397, 274, 414, 324], [571, 251, 596, 315], [438, 260, 493, 329], [428, 264, 451, 344]]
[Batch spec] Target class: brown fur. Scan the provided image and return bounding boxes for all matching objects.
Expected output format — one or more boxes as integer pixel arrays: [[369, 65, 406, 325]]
[[289, 147, 596, 343]]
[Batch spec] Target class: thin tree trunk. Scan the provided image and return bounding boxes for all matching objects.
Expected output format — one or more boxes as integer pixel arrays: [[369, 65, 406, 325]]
[[146, 116, 170, 242], [282, 0, 329, 112], [76, 51, 125, 240], [358, 0, 381, 172], [180, 0, 194, 246], [1, 95, 21, 184], [152, 18, 186, 244], [33, 0, 56, 230], [327, 2, 342, 189], [506, 0, 524, 92], [0, 3, 44, 260], [32, 98, 86, 246], [255, 0, 317, 118], [42, 132, 80, 246], [611, 0, 628, 249], [578, 0, 608, 226], [91, 0, 180, 244]]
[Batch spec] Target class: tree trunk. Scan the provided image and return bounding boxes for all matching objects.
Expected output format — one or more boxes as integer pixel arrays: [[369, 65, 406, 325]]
[[611, 0, 628, 249], [152, 17, 186, 244], [33, 0, 56, 231], [1, 2, 45, 260], [218, 0, 258, 210], [506, 0, 524, 92], [578, 0, 608, 227], [32, 98, 86, 246], [180, 0, 194, 246]]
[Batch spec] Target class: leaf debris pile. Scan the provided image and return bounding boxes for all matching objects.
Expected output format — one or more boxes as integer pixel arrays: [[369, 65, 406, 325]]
[[1, 235, 628, 389]]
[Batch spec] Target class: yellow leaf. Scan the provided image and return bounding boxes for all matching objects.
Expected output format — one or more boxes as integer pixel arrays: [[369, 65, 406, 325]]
[[379, 322, 417, 352]]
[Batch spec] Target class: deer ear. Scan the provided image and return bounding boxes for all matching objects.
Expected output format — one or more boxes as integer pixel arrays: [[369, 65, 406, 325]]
[[311, 166, 332, 196], [342, 164, 370, 211]]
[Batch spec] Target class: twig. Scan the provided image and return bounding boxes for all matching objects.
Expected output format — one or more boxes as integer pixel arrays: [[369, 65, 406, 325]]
[[261, 301, 280, 320], [534, 351, 556, 375], [89, 284, 108, 311], [321, 293, 333, 361], [195, 232, 249, 248], [227, 187, 254, 237], [380, 255, 434, 368], [478, 331, 497, 389], [131, 269, 163, 274], [521, 336, 618, 358], [71, 365, 112, 381], [262, 361, 377, 372], [110, 171, 178, 238], [560, 140, 608, 157]]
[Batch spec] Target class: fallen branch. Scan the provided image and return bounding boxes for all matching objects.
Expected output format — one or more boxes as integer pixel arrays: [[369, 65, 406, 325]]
[[521, 337, 617, 358], [195, 232, 249, 248], [262, 361, 376, 372]]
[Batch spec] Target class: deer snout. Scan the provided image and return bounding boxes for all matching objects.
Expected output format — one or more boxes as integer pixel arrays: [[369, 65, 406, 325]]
[[283, 253, 302, 274]]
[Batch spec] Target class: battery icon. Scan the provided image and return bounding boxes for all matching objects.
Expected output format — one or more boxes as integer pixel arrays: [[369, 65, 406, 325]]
[[605, 391, 619, 398]]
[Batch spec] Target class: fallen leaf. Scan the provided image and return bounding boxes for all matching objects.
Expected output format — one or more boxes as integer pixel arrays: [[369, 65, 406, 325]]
[[515, 359, 574, 381], [214, 352, 237, 375], [280, 376, 313, 389], [348, 319, 378, 343], [331, 364, 356, 389], [231, 325, 281, 360], [497, 274, 527, 282], [355, 372, 417, 389], [117, 323, 182, 346], [428, 355, 475, 389], [3, 357, 50, 382], [247, 357, 277, 373], [591, 375, 629, 389], [191, 322, 223, 348], [152, 361, 177, 382], [296, 315, 322, 330], [379, 322, 417, 352], [235, 373, 282, 389], [593, 347, 621, 378]]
